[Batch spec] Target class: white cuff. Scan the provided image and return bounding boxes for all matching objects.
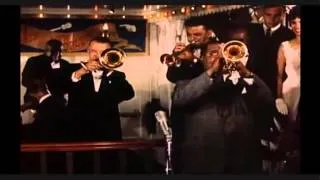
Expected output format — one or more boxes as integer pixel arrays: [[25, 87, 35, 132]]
[[71, 72, 81, 82], [243, 78, 254, 85]]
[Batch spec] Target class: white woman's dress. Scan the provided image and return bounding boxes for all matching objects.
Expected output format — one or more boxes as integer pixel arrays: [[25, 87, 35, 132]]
[[281, 41, 300, 122]]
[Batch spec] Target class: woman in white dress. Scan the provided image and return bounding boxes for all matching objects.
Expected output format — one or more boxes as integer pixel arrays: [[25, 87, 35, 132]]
[[275, 6, 300, 123]]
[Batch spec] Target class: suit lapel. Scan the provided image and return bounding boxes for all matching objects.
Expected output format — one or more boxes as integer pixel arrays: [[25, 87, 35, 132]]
[[82, 73, 96, 94], [98, 70, 109, 93]]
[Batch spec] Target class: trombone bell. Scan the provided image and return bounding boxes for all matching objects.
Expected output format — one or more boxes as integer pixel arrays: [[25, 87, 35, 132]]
[[99, 48, 126, 69]]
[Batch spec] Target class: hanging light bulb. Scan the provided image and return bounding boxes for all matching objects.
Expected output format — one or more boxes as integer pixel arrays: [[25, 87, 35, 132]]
[[39, 5, 43, 10], [181, 7, 186, 13], [39, 13, 43, 18], [94, 5, 98, 11], [108, 6, 115, 14], [67, 14, 70, 18], [67, 5, 70, 11], [156, 5, 160, 10], [102, 23, 109, 31], [172, 10, 176, 15], [122, 5, 126, 11], [191, 6, 195, 11], [94, 14, 98, 19], [201, 5, 206, 8]]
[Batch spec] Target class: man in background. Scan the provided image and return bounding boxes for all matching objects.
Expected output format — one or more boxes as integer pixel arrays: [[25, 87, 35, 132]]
[[165, 16, 216, 83], [21, 39, 70, 112], [251, 5, 295, 97]]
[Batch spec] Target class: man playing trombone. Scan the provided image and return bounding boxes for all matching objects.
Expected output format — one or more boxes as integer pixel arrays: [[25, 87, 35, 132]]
[[171, 38, 274, 173], [66, 36, 135, 173]]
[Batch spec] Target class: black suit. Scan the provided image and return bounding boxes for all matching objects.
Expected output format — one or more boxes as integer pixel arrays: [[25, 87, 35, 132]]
[[66, 64, 135, 173], [166, 61, 204, 83], [22, 54, 70, 107], [249, 24, 295, 97], [67, 64, 135, 141], [22, 95, 67, 142], [21, 95, 68, 174]]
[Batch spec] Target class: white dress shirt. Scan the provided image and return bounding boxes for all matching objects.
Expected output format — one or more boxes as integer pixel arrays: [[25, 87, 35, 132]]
[[71, 70, 113, 92]]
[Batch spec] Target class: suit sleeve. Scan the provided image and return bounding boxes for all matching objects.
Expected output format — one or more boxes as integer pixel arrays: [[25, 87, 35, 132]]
[[172, 72, 218, 108], [245, 75, 274, 139], [166, 65, 183, 83], [21, 57, 35, 87], [113, 72, 135, 103]]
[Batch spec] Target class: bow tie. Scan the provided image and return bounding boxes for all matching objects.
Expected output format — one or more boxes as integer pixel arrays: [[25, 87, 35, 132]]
[[92, 70, 103, 79]]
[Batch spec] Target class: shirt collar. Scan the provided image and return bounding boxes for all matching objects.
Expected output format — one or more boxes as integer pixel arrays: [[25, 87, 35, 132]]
[[263, 23, 281, 34], [39, 94, 51, 104]]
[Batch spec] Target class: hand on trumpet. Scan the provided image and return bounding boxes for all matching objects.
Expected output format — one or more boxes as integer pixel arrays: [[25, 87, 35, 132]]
[[234, 62, 254, 78], [173, 43, 195, 61]]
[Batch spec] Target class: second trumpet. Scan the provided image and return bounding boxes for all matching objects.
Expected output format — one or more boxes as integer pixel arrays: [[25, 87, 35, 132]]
[[160, 43, 200, 66]]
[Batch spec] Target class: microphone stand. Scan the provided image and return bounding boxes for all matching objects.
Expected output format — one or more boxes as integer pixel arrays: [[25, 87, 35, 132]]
[[164, 128, 173, 175], [155, 111, 173, 175]]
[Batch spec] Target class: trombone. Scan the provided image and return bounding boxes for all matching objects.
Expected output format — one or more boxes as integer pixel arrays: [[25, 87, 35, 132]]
[[81, 48, 126, 70]]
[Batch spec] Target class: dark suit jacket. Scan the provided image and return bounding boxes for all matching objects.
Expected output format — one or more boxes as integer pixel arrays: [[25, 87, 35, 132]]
[[22, 95, 68, 142], [171, 73, 273, 173], [166, 61, 204, 83], [249, 24, 295, 97], [66, 64, 135, 141], [22, 54, 70, 105]]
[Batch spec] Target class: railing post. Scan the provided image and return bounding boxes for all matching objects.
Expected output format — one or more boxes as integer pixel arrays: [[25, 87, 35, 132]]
[[119, 150, 127, 173], [93, 152, 101, 174], [66, 152, 74, 174], [40, 152, 47, 174]]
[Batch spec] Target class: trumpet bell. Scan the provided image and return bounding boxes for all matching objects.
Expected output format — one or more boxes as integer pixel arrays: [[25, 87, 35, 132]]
[[100, 48, 126, 69], [160, 54, 176, 65], [222, 40, 249, 63]]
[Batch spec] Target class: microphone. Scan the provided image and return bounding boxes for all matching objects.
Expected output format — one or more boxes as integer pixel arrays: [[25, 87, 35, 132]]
[[119, 24, 136, 32], [50, 22, 72, 32], [154, 110, 171, 137]]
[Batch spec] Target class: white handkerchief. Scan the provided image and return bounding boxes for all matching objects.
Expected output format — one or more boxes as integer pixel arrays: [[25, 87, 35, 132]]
[[243, 78, 254, 85], [241, 87, 247, 94], [229, 71, 240, 85]]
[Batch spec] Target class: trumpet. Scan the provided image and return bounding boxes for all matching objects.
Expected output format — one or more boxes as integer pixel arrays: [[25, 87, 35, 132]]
[[221, 40, 249, 72], [160, 43, 200, 66], [99, 48, 126, 69]]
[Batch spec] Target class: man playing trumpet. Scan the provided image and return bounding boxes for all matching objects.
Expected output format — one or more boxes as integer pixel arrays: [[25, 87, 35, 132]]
[[171, 38, 274, 173], [164, 16, 216, 83]]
